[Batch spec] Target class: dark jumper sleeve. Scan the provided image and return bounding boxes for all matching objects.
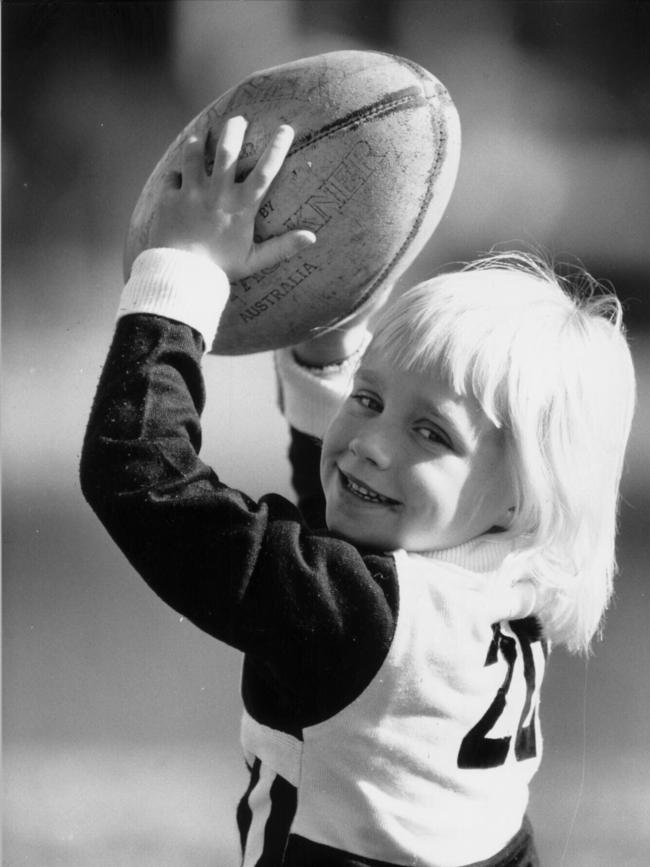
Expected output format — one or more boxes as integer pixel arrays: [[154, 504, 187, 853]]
[[80, 313, 398, 724], [287, 428, 327, 530]]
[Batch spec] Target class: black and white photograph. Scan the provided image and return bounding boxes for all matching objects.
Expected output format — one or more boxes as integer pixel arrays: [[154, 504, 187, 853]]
[[3, 2, 649, 865]]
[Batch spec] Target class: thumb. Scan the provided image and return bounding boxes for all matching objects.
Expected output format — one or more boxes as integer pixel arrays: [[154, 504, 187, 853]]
[[246, 230, 316, 274], [487, 578, 537, 623], [506, 580, 537, 621]]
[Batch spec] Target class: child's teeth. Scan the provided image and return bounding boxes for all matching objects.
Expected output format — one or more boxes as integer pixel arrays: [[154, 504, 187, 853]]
[[347, 477, 388, 503]]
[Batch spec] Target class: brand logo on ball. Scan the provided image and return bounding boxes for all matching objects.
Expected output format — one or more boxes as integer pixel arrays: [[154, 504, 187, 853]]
[[282, 140, 385, 235], [232, 139, 385, 314]]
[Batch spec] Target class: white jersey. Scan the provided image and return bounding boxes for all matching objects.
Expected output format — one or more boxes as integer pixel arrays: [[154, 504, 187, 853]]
[[241, 540, 547, 867]]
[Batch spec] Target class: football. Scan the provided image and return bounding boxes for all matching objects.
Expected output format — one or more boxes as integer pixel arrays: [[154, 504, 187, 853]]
[[124, 50, 461, 354]]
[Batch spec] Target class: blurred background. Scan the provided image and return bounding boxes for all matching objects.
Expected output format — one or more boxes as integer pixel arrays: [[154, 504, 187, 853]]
[[3, 1, 649, 864]]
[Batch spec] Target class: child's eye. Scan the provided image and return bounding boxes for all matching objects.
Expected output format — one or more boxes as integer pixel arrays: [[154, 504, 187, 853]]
[[415, 425, 451, 449], [351, 391, 382, 413]]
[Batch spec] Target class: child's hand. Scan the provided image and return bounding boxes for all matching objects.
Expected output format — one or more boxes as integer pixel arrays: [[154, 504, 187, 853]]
[[292, 284, 392, 366], [147, 116, 316, 279], [501, 579, 538, 622], [482, 576, 539, 626]]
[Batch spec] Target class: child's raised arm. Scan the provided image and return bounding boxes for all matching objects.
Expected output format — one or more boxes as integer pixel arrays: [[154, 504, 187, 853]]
[[80, 115, 399, 702]]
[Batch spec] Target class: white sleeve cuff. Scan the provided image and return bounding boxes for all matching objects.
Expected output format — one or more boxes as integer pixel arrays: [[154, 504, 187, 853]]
[[117, 248, 230, 348], [274, 332, 371, 438]]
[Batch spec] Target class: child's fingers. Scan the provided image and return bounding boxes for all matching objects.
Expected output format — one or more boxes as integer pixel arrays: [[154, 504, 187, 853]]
[[179, 136, 206, 189], [244, 125, 295, 204], [212, 115, 248, 188], [507, 581, 537, 620], [332, 283, 395, 332]]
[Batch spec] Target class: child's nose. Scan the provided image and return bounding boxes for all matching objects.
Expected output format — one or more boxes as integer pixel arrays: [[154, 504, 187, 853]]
[[348, 430, 391, 468]]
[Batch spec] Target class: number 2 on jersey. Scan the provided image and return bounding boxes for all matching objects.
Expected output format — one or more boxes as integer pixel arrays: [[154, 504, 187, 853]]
[[458, 618, 547, 769]]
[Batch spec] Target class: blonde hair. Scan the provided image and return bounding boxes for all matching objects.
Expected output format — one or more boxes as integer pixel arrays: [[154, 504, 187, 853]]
[[370, 252, 636, 654]]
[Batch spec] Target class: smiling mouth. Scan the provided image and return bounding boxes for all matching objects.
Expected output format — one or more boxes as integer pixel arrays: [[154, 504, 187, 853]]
[[339, 470, 400, 506]]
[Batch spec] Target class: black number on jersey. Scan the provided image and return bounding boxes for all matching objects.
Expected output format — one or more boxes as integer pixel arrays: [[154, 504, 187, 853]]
[[457, 617, 547, 769]]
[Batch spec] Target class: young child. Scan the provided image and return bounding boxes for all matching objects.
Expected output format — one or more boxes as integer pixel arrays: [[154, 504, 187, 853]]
[[81, 117, 636, 867]]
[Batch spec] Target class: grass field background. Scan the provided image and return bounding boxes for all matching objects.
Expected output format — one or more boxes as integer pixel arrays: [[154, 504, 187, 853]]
[[4, 741, 648, 866]]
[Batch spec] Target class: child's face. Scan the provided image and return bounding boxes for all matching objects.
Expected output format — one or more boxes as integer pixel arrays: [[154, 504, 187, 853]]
[[320, 351, 515, 552]]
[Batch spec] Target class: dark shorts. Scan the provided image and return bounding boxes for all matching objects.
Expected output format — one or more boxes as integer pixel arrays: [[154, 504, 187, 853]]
[[284, 817, 540, 866], [469, 816, 540, 867]]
